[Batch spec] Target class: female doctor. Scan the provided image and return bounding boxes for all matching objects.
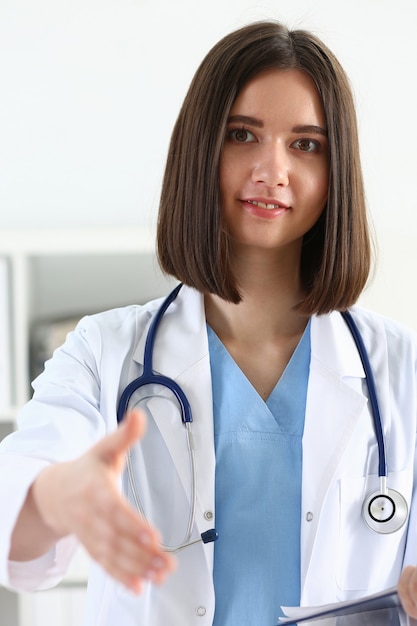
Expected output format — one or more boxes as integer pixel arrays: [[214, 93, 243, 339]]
[[1, 19, 417, 626]]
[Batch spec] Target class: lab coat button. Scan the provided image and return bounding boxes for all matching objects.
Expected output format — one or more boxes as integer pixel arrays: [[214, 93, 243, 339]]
[[196, 606, 206, 616], [204, 510, 213, 521], [306, 511, 314, 522]]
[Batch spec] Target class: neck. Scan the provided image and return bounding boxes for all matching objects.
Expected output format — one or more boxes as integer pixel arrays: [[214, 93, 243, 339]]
[[205, 246, 308, 344], [204, 247, 310, 399]]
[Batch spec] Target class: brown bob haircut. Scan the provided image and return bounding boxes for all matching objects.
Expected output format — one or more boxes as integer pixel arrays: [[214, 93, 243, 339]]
[[157, 20, 371, 315]]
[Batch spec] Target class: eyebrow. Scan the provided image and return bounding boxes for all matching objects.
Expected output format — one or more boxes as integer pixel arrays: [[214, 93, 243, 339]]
[[227, 115, 264, 128], [292, 124, 328, 137], [227, 115, 327, 136]]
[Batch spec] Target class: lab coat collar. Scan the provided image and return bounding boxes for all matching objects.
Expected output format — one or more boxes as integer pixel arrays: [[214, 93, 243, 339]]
[[310, 309, 366, 379], [133, 288, 366, 381]]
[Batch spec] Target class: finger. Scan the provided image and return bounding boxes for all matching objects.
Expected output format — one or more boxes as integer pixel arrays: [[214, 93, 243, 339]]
[[79, 502, 176, 590], [94, 409, 147, 469], [105, 541, 174, 588]]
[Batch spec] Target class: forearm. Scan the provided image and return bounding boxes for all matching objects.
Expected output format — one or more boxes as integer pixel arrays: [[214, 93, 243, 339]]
[[9, 466, 67, 561]]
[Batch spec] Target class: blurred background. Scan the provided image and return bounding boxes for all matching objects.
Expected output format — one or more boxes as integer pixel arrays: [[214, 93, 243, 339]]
[[1, 0, 416, 326]]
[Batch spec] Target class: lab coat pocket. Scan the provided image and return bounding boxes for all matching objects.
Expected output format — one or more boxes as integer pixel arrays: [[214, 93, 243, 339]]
[[336, 471, 410, 592]]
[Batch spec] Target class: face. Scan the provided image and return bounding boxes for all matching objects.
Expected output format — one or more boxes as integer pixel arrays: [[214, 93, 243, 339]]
[[219, 68, 329, 256]]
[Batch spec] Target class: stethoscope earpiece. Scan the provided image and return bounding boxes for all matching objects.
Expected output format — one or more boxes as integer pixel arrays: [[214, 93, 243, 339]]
[[362, 488, 408, 534]]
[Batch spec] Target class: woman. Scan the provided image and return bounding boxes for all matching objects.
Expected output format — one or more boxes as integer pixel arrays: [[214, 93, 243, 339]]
[[1, 20, 417, 626]]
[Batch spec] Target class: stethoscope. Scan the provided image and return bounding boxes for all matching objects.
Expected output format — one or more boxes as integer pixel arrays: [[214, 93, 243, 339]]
[[117, 283, 218, 553], [341, 310, 408, 534], [117, 284, 408, 553]]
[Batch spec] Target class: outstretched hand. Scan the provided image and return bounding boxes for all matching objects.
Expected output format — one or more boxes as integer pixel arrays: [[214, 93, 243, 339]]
[[33, 410, 176, 594], [398, 566, 417, 618]]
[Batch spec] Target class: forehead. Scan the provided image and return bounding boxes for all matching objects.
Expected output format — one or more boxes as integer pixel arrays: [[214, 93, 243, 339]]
[[230, 68, 326, 127]]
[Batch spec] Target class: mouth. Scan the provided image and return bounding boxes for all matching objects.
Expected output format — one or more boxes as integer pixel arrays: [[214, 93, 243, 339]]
[[244, 199, 289, 211]]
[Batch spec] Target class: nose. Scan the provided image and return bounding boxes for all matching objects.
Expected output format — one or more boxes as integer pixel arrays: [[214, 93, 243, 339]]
[[252, 141, 289, 187]]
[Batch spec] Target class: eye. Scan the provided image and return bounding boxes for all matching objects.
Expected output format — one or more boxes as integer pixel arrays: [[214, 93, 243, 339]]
[[228, 128, 256, 143], [292, 138, 320, 153]]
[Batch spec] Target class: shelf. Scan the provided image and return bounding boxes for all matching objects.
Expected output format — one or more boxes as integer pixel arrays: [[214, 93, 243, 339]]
[[0, 227, 157, 255], [0, 227, 174, 417]]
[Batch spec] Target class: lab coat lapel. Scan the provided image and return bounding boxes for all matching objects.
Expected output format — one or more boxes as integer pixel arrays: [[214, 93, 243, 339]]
[[131, 286, 215, 538], [301, 311, 368, 594], [132, 285, 209, 380]]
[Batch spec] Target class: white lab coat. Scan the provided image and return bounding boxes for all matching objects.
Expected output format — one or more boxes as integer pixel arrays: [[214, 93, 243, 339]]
[[1, 285, 417, 626]]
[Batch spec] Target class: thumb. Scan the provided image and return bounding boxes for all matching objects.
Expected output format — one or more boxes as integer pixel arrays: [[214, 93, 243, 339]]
[[94, 409, 147, 471]]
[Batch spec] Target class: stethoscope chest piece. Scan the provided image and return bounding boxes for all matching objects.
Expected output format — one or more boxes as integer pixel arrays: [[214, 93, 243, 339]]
[[362, 488, 408, 534]]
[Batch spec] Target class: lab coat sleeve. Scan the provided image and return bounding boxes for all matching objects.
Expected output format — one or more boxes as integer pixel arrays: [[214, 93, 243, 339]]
[[0, 452, 80, 591], [0, 311, 116, 591]]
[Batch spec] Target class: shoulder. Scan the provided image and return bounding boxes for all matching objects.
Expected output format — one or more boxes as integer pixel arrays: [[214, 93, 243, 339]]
[[44, 297, 168, 374], [347, 305, 417, 364], [348, 305, 417, 343], [51, 285, 202, 368], [74, 297, 166, 344]]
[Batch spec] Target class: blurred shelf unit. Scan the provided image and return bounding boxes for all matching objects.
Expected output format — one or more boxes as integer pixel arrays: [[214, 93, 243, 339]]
[[0, 227, 174, 425]]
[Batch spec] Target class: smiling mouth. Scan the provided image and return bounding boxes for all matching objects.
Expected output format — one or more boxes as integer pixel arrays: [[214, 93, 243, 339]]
[[247, 200, 286, 210]]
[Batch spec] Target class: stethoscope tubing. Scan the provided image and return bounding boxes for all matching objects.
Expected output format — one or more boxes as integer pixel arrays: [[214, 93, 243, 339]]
[[116, 283, 191, 425], [124, 421, 198, 552], [341, 311, 387, 479]]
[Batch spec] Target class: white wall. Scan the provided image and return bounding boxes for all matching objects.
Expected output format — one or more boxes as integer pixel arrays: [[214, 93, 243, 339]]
[[1, 0, 416, 327]]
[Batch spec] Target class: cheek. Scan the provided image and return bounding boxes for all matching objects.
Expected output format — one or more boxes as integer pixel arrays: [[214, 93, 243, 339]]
[[317, 181, 329, 210], [300, 176, 328, 211], [308, 163, 329, 210]]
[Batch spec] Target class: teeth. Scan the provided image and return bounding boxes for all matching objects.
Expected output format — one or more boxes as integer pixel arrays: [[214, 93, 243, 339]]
[[250, 200, 280, 210]]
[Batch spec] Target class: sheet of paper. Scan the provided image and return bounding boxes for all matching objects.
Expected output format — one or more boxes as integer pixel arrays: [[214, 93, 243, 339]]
[[279, 586, 411, 624]]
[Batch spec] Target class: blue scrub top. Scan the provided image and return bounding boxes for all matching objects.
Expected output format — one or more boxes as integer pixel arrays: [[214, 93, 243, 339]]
[[208, 321, 311, 625]]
